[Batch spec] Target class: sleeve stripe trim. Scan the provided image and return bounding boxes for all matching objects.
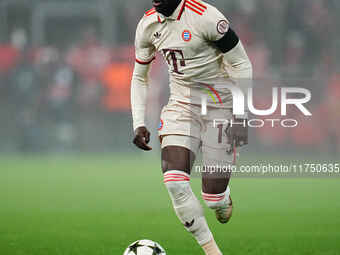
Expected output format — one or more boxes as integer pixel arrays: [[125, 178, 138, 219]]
[[186, 0, 205, 13], [189, 0, 207, 9], [145, 7, 155, 15], [185, 4, 203, 15], [136, 57, 155, 65], [146, 11, 157, 16]]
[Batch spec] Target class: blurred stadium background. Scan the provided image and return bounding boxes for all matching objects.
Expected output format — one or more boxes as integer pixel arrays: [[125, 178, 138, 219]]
[[0, 0, 339, 254], [0, 0, 339, 155]]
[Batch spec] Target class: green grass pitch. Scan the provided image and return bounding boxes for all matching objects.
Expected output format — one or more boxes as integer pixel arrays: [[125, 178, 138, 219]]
[[0, 155, 339, 255]]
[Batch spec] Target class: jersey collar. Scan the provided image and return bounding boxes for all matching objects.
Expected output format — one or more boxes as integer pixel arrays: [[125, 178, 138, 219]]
[[157, 0, 186, 22]]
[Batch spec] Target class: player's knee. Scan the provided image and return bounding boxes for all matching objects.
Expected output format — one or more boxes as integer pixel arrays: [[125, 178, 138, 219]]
[[161, 145, 194, 174]]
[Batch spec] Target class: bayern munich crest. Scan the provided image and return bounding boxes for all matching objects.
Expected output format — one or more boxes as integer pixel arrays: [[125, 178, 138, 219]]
[[182, 30, 192, 42]]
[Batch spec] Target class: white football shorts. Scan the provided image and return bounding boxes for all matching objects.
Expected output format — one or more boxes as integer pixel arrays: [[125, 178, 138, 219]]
[[159, 99, 235, 165]]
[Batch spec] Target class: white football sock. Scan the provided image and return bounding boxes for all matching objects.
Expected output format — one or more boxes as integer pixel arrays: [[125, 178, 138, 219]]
[[164, 170, 213, 246], [202, 186, 231, 209]]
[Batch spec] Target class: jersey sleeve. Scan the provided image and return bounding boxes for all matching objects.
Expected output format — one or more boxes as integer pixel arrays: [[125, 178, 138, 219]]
[[201, 6, 230, 42], [135, 19, 156, 64]]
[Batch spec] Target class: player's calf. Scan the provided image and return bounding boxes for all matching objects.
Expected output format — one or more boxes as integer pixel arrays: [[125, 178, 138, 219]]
[[202, 186, 233, 224]]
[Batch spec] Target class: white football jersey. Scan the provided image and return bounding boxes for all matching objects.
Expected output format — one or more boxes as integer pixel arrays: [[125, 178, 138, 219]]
[[135, 0, 234, 107]]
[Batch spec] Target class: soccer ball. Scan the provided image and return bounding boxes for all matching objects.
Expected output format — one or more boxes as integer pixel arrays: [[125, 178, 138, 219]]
[[123, 239, 166, 255]]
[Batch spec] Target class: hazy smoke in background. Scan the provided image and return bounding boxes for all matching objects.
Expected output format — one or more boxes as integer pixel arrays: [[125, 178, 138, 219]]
[[0, 0, 339, 159]]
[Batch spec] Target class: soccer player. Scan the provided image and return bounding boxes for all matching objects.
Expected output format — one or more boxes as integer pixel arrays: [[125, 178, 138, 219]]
[[131, 0, 252, 254]]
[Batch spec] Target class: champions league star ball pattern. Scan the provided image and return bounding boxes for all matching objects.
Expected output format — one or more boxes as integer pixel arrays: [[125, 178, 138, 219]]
[[123, 240, 166, 255]]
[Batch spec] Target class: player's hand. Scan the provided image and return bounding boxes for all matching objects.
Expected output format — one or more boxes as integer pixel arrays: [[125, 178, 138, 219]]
[[225, 119, 248, 154], [133, 126, 152, 151]]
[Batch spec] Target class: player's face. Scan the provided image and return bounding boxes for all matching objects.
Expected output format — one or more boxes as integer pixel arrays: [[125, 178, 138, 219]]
[[152, 0, 181, 17]]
